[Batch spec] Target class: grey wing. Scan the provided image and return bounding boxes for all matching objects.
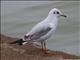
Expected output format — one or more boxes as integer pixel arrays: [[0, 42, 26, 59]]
[[27, 24, 52, 40]]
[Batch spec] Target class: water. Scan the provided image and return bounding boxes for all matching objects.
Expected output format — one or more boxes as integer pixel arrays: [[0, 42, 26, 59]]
[[1, 1, 80, 56]]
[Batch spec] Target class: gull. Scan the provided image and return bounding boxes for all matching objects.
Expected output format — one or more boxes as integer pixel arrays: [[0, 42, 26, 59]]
[[10, 8, 67, 53]]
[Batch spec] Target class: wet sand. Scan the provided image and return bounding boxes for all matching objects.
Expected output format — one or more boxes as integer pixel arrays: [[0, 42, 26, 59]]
[[0, 34, 80, 60]]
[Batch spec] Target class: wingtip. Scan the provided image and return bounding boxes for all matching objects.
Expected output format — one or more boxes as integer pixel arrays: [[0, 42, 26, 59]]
[[9, 39, 27, 45], [10, 39, 22, 44]]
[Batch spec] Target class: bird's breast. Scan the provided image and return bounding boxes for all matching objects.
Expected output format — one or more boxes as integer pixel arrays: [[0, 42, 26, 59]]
[[49, 22, 57, 29]]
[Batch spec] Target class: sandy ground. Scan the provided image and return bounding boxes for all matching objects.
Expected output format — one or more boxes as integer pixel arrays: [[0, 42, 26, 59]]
[[0, 34, 80, 60]]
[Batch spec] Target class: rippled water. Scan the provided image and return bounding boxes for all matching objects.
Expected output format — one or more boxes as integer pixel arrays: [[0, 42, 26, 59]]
[[1, 1, 80, 56]]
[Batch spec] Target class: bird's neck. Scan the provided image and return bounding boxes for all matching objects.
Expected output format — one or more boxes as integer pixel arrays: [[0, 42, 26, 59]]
[[45, 14, 58, 23]]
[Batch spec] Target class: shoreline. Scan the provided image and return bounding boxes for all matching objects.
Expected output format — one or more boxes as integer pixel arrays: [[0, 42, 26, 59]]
[[1, 34, 80, 60]]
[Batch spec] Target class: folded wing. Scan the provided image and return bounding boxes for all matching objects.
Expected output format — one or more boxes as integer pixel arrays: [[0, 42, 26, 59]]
[[25, 24, 52, 40]]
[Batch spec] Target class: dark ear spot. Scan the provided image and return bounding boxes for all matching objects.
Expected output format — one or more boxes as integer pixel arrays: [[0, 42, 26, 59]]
[[56, 11, 59, 14]]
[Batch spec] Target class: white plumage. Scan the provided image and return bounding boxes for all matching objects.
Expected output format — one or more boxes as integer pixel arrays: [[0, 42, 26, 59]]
[[24, 8, 59, 42]]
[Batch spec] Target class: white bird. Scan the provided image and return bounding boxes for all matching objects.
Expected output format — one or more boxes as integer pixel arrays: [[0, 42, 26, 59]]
[[10, 8, 67, 53]]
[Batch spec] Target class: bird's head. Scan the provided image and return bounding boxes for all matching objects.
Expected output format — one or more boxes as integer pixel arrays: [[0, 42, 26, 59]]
[[49, 8, 67, 18]]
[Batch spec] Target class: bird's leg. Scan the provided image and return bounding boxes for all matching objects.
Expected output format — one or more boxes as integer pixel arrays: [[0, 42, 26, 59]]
[[41, 41, 44, 51], [43, 41, 47, 53], [41, 41, 49, 54]]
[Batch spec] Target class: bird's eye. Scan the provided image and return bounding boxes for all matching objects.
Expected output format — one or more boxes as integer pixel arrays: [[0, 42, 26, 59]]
[[56, 11, 59, 14]]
